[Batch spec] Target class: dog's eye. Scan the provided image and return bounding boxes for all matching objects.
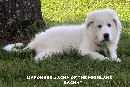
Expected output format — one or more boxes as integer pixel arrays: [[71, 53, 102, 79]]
[[98, 25, 102, 28], [107, 23, 111, 27]]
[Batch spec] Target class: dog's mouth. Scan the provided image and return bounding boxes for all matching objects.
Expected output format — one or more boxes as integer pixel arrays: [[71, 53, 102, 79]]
[[97, 40, 109, 46], [97, 41, 107, 48], [99, 39, 110, 43], [103, 39, 110, 41]]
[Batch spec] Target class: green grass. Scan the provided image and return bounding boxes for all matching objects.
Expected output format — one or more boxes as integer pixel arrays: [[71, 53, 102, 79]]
[[0, 0, 130, 87]]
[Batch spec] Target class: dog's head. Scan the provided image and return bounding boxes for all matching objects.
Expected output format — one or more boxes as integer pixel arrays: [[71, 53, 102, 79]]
[[85, 9, 122, 42]]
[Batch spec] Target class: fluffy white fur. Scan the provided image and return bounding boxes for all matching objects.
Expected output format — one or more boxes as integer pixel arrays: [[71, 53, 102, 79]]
[[3, 9, 122, 62]]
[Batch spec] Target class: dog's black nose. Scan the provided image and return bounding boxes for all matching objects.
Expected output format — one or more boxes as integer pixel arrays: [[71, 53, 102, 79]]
[[104, 33, 109, 40]]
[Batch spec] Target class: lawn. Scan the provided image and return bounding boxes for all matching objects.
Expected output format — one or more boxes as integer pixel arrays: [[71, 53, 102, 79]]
[[0, 0, 130, 87]]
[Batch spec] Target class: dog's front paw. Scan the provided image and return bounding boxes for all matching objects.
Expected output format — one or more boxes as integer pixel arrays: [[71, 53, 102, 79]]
[[99, 57, 109, 60], [34, 56, 40, 63], [104, 57, 110, 60], [111, 58, 121, 62]]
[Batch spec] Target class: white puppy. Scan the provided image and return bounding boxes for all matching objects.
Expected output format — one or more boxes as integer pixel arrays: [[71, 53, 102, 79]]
[[3, 9, 122, 62]]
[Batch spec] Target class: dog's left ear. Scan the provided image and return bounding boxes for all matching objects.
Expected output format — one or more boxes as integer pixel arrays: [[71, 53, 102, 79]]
[[113, 16, 122, 30]]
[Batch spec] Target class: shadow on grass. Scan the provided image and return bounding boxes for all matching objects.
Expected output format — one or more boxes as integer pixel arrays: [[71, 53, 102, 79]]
[[117, 20, 130, 58]]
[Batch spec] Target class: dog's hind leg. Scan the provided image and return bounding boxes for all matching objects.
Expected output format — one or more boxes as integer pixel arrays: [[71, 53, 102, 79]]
[[34, 48, 62, 62]]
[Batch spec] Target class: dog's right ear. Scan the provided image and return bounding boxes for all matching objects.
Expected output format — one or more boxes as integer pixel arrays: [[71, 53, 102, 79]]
[[86, 21, 94, 28], [113, 17, 122, 31]]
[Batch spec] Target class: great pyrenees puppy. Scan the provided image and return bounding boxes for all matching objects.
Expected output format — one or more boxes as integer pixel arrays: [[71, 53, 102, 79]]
[[3, 9, 122, 62]]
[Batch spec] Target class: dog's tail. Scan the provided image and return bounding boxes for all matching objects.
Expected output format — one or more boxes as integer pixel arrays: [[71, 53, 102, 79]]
[[3, 43, 29, 52]]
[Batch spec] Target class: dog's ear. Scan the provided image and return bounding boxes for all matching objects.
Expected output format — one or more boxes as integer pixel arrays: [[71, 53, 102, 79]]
[[113, 17, 122, 31], [86, 21, 94, 28]]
